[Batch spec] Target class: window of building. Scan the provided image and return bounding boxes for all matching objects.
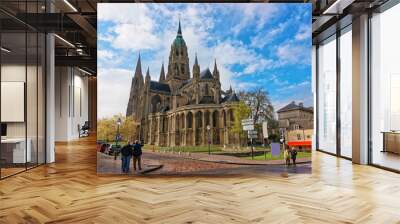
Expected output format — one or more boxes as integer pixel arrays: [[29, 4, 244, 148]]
[[317, 35, 337, 154], [0, 6, 46, 179], [370, 4, 400, 171], [340, 26, 352, 158]]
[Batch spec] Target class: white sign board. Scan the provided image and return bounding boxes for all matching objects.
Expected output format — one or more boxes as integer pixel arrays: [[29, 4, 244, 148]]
[[248, 134, 258, 139], [248, 130, 257, 135], [262, 121, 268, 138], [241, 118, 253, 123], [1, 82, 25, 122], [248, 130, 257, 139], [243, 125, 254, 131]]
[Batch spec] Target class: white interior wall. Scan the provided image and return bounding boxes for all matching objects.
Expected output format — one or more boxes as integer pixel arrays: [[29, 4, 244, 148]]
[[55, 66, 89, 141]]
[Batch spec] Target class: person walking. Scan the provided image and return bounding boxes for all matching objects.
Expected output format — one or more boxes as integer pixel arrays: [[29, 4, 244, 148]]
[[133, 140, 143, 171], [291, 147, 298, 165], [120, 141, 133, 173], [284, 147, 291, 166]]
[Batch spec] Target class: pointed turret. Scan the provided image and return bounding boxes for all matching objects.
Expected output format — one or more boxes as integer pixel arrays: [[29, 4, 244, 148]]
[[126, 53, 144, 118], [193, 53, 200, 80], [134, 52, 143, 78], [145, 67, 151, 84], [213, 58, 220, 80], [177, 18, 182, 37], [159, 63, 165, 82]]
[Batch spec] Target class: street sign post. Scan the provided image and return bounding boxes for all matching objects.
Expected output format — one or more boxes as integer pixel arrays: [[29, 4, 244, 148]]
[[262, 121, 268, 139], [242, 118, 257, 159]]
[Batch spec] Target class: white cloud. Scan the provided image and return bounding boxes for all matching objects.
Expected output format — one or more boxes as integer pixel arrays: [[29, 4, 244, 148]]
[[276, 43, 310, 65], [97, 67, 132, 119], [98, 4, 160, 51], [250, 21, 289, 49], [98, 50, 114, 60], [295, 24, 311, 41], [230, 4, 280, 35], [97, 4, 311, 117]]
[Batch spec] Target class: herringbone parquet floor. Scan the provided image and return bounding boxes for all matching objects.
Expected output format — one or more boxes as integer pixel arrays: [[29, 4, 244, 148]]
[[1, 136, 400, 224]]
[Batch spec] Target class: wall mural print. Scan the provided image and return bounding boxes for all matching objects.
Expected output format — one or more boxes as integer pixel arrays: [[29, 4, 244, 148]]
[[97, 3, 313, 175]]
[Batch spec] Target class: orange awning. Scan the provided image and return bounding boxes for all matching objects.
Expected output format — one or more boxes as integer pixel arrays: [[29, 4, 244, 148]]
[[287, 140, 312, 147]]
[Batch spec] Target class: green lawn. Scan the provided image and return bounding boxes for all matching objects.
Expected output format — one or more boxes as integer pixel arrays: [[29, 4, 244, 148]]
[[244, 151, 312, 160], [145, 145, 222, 153]]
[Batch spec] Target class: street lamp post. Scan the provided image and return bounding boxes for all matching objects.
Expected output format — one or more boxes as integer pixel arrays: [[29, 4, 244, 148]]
[[207, 125, 211, 155], [114, 117, 122, 160], [116, 117, 122, 146]]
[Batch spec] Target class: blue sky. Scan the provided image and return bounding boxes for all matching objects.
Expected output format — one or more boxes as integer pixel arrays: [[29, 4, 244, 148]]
[[97, 3, 312, 118]]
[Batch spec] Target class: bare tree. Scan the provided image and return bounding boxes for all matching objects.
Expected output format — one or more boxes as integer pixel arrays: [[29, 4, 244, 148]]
[[238, 88, 275, 124]]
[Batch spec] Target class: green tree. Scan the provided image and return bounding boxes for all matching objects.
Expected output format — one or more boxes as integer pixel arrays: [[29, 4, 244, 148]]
[[238, 88, 275, 124], [232, 101, 251, 146], [97, 114, 138, 143]]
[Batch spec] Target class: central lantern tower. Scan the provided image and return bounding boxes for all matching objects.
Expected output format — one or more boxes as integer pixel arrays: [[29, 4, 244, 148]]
[[166, 20, 190, 92]]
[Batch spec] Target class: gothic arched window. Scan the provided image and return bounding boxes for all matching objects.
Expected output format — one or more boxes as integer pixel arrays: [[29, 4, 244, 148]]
[[205, 84, 209, 96], [181, 64, 185, 74]]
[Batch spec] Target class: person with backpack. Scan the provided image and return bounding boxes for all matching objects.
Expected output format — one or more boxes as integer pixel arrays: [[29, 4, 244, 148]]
[[133, 140, 144, 171], [120, 141, 133, 173], [291, 147, 298, 166]]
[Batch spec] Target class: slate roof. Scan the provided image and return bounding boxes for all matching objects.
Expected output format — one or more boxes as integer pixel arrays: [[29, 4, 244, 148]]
[[221, 92, 240, 103], [200, 68, 213, 79], [150, 81, 171, 93], [277, 101, 313, 113]]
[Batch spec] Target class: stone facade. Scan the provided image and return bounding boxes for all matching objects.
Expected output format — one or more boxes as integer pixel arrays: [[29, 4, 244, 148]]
[[126, 21, 240, 146], [277, 101, 314, 131], [277, 101, 314, 144]]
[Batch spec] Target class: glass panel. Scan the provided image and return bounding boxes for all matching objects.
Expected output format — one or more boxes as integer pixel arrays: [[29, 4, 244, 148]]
[[1, 30, 28, 177], [27, 31, 38, 169], [371, 4, 400, 171], [38, 32, 45, 165], [340, 28, 352, 158], [317, 36, 337, 154]]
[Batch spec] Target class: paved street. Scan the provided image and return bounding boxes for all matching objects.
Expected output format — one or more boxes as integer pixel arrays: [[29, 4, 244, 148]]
[[97, 151, 311, 176]]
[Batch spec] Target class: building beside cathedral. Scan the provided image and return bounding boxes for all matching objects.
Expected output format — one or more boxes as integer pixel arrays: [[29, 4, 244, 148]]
[[126, 21, 241, 147]]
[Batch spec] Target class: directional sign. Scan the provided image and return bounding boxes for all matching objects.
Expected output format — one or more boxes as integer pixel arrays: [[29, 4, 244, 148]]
[[248, 134, 258, 139], [248, 130, 258, 139], [241, 118, 253, 123], [243, 125, 254, 131], [248, 130, 258, 135], [241, 119, 254, 126]]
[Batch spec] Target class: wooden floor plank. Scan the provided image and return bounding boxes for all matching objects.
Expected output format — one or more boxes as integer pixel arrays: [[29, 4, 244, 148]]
[[0, 136, 400, 223]]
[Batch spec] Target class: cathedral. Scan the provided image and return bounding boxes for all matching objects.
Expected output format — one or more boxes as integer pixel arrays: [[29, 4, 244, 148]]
[[126, 21, 241, 147]]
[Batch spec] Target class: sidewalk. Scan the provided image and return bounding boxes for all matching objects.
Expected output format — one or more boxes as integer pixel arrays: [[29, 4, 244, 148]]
[[146, 151, 311, 165]]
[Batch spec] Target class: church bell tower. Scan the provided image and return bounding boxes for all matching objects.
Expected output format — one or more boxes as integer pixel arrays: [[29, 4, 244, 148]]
[[166, 19, 190, 92]]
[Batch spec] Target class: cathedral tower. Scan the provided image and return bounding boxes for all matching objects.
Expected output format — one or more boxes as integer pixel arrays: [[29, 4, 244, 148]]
[[166, 19, 190, 92], [126, 53, 144, 118]]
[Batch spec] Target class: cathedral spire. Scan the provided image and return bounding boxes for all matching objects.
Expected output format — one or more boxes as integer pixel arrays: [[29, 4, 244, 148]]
[[193, 53, 200, 80], [159, 63, 165, 82], [177, 17, 182, 37], [145, 67, 150, 82], [213, 58, 220, 80], [213, 58, 218, 72], [134, 52, 142, 78], [194, 53, 199, 66]]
